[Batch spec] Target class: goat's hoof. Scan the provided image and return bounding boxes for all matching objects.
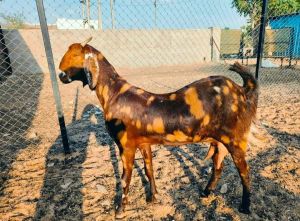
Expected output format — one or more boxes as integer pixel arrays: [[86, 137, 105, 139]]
[[200, 189, 211, 198], [151, 194, 159, 204], [147, 193, 159, 204], [115, 207, 126, 219], [238, 206, 251, 214]]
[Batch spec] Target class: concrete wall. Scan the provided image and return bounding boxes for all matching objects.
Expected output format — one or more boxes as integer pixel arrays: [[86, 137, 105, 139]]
[[3, 28, 221, 74]]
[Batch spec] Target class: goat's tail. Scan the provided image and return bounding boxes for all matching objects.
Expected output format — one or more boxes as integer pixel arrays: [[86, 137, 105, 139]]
[[248, 119, 270, 147], [229, 62, 258, 107]]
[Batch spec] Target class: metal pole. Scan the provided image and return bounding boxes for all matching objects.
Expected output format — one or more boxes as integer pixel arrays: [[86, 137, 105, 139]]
[[288, 28, 294, 67], [98, 0, 103, 30], [154, 0, 157, 28], [81, 0, 86, 28], [0, 25, 12, 77], [35, 0, 70, 154], [210, 27, 214, 61], [87, 0, 90, 29], [255, 0, 268, 79], [110, 0, 115, 29]]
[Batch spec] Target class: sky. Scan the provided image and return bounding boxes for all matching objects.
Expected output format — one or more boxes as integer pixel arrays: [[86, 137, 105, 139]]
[[0, 0, 248, 29]]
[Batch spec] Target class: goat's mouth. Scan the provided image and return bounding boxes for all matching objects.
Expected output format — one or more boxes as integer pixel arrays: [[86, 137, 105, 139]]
[[58, 71, 72, 84]]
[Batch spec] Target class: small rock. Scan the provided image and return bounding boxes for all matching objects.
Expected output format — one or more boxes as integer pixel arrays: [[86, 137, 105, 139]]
[[101, 199, 110, 207], [28, 131, 38, 140], [47, 162, 55, 167], [61, 178, 73, 189], [181, 176, 189, 184], [95, 111, 101, 116], [83, 114, 89, 118], [220, 183, 228, 194], [204, 167, 212, 175], [96, 184, 108, 194]]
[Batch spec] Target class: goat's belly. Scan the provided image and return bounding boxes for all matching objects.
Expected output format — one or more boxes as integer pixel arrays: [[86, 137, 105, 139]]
[[135, 132, 216, 147]]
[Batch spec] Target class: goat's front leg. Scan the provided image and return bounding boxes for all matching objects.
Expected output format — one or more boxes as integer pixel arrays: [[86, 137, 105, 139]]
[[140, 144, 158, 203], [116, 147, 136, 219]]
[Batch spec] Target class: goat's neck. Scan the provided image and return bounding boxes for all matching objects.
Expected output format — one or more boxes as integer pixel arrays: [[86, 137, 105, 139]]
[[92, 52, 128, 111]]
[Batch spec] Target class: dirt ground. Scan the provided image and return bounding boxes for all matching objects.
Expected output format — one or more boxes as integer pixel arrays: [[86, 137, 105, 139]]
[[0, 63, 299, 221]]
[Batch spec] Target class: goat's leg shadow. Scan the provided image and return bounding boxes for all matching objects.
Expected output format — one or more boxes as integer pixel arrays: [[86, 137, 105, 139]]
[[91, 110, 123, 211], [107, 141, 122, 209], [134, 155, 153, 203]]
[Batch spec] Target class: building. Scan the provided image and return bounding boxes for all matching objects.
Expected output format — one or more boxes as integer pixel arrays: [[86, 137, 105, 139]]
[[56, 18, 99, 30], [269, 12, 300, 58]]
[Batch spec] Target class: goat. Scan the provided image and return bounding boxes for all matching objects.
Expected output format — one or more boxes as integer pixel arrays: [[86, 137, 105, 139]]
[[58, 37, 258, 218]]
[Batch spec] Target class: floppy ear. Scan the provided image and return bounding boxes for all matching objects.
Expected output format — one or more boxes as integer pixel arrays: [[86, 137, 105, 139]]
[[83, 56, 99, 90]]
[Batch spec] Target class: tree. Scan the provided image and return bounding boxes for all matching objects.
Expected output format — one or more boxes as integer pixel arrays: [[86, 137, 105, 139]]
[[232, 0, 300, 28], [1, 13, 25, 29], [232, 0, 300, 54]]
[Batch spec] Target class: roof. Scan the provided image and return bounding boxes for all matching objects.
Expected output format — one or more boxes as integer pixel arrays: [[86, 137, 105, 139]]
[[269, 12, 300, 20]]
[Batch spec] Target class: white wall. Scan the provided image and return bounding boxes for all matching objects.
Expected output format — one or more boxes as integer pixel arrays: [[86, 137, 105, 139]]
[[4, 28, 221, 74]]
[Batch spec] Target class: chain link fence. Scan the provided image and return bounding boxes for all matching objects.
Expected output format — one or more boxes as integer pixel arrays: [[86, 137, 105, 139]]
[[0, 0, 299, 220]]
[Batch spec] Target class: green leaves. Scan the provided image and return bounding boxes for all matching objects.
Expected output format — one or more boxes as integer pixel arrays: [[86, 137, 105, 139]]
[[0, 13, 25, 29], [232, 0, 300, 26]]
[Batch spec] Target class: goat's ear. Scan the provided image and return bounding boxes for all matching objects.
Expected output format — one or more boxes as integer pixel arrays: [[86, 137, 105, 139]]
[[83, 56, 99, 90]]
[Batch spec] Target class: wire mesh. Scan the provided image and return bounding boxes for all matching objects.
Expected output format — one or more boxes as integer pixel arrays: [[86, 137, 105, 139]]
[[0, 0, 299, 220]]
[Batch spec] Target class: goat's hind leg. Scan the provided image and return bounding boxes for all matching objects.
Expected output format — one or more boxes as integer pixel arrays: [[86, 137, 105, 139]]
[[228, 145, 251, 214], [200, 142, 227, 197]]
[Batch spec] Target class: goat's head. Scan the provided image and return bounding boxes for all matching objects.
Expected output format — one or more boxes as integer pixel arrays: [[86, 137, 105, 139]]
[[58, 37, 101, 90]]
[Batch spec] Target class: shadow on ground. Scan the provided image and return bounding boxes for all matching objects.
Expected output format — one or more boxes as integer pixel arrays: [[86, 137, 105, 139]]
[[165, 125, 299, 220], [34, 104, 299, 220], [34, 103, 151, 220], [0, 30, 43, 197]]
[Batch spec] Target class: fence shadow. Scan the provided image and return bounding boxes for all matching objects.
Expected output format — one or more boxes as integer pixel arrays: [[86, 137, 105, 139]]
[[34, 103, 150, 220], [33, 99, 299, 220], [0, 30, 43, 196], [165, 126, 299, 220], [34, 104, 94, 220]]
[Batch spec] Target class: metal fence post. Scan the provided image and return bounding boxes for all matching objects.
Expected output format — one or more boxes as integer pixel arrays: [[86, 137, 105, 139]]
[[210, 27, 214, 61], [0, 25, 12, 78], [35, 0, 70, 154], [255, 0, 268, 79]]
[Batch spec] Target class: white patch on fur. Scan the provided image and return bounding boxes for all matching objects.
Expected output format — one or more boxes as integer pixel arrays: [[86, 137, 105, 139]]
[[213, 86, 221, 93], [85, 52, 99, 73], [84, 52, 93, 59]]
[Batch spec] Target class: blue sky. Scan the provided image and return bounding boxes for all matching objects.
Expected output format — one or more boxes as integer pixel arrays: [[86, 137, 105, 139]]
[[0, 0, 248, 29]]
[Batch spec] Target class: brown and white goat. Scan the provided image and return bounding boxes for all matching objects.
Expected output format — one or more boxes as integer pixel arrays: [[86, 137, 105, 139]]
[[58, 37, 258, 217]]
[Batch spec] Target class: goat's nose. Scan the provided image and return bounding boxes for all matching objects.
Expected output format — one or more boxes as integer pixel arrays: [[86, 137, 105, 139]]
[[59, 72, 66, 79]]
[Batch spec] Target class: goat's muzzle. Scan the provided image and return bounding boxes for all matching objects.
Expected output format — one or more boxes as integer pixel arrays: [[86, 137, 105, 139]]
[[58, 71, 72, 84]]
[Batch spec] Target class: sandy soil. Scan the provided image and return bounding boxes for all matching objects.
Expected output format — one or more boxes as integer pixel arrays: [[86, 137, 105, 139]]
[[0, 63, 299, 220]]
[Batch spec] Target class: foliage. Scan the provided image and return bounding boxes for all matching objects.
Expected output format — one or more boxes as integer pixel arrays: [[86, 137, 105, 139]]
[[241, 25, 253, 47], [232, 0, 300, 27], [232, 0, 299, 50], [0, 13, 25, 29]]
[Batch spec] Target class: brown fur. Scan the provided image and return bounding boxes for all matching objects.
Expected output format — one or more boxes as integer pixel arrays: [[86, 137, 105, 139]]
[[58, 41, 258, 217]]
